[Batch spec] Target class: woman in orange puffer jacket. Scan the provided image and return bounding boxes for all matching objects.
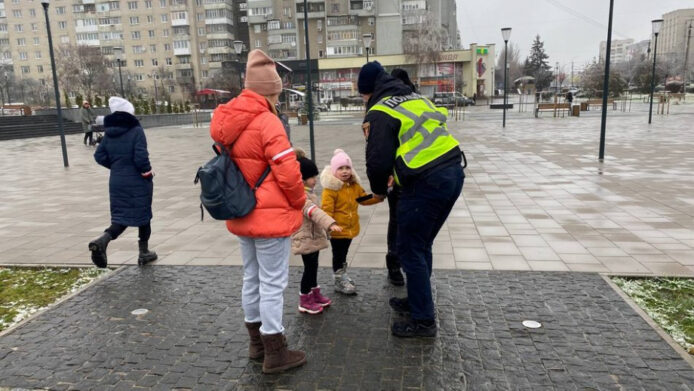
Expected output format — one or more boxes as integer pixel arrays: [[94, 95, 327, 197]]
[[209, 49, 306, 375]]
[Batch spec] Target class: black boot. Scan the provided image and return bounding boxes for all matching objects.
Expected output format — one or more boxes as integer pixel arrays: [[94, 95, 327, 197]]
[[386, 253, 404, 286], [88, 232, 112, 268], [137, 240, 158, 265]]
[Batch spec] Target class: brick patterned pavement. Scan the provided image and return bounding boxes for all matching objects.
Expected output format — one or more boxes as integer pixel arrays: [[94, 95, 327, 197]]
[[0, 266, 692, 390]]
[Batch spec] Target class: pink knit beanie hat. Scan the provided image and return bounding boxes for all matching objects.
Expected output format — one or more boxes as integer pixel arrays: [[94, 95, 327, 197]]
[[330, 149, 352, 175], [244, 49, 283, 96]]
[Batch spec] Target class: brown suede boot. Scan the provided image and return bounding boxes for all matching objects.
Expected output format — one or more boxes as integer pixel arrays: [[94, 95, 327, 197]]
[[260, 333, 306, 374], [245, 322, 264, 360]]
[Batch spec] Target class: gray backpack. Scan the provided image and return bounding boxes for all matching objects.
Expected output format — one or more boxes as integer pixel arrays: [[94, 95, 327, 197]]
[[194, 142, 270, 220]]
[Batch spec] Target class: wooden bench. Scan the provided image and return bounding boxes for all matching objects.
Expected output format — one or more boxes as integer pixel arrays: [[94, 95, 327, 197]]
[[586, 99, 617, 110], [535, 103, 570, 117]]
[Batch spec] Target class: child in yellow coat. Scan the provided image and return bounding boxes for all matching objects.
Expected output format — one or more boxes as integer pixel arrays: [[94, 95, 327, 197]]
[[321, 149, 381, 295]]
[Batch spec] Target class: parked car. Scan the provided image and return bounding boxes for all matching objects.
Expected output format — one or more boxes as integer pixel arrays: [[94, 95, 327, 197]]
[[433, 92, 475, 107]]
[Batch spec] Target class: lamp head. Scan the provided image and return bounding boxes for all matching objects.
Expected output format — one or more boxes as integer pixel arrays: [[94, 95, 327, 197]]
[[362, 33, 373, 49], [501, 27, 512, 42], [233, 40, 243, 55], [41, 0, 50, 9], [652, 19, 663, 35]]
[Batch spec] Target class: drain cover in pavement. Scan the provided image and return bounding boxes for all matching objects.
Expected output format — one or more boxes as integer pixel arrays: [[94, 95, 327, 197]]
[[522, 320, 542, 329], [131, 309, 149, 316]]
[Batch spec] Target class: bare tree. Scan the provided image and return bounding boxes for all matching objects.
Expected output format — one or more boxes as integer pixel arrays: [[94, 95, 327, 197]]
[[495, 42, 523, 90], [57, 44, 113, 97], [403, 13, 447, 86]]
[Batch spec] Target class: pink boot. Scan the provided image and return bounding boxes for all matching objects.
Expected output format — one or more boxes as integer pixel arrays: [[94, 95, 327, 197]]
[[298, 293, 323, 315], [311, 286, 332, 307]]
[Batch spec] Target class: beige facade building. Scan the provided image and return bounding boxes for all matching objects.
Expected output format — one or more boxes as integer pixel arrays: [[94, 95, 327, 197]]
[[599, 39, 634, 64], [0, 0, 245, 102]]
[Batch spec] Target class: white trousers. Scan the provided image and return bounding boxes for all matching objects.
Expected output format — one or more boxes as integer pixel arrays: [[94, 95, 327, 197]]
[[238, 236, 290, 335]]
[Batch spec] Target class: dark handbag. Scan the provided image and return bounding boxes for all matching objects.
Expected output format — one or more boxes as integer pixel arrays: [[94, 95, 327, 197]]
[[194, 142, 271, 221]]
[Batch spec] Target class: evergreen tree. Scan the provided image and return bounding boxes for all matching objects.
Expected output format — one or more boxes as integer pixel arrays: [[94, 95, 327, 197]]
[[105, 95, 110, 107], [166, 101, 173, 113], [150, 98, 157, 114], [75, 94, 84, 106], [184, 101, 191, 112], [63, 90, 71, 108], [523, 35, 554, 91], [94, 96, 103, 107]]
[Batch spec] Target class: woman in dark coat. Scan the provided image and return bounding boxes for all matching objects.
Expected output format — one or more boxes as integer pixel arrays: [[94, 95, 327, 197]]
[[89, 97, 157, 268]]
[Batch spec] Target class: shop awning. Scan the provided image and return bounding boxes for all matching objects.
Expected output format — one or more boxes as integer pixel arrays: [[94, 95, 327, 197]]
[[196, 89, 231, 96]]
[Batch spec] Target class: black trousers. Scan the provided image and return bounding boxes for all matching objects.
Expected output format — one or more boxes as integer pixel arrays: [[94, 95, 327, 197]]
[[330, 238, 352, 272], [105, 223, 151, 242], [386, 187, 401, 271], [300, 252, 319, 294], [84, 132, 93, 145]]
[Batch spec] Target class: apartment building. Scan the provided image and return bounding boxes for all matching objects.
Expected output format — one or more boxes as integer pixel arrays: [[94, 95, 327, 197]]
[[246, 0, 458, 61], [656, 8, 694, 66], [598, 39, 635, 64], [0, 0, 243, 101]]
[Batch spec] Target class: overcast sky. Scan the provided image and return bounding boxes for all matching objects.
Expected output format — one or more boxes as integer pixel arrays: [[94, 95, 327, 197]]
[[456, 0, 693, 72]]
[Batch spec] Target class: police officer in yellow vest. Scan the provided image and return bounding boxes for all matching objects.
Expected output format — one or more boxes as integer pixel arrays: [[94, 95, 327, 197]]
[[359, 61, 464, 338]]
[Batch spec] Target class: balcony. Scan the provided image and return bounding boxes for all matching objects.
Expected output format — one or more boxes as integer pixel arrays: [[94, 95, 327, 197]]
[[268, 41, 295, 50], [207, 46, 233, 55], [209, 61, 223, 69], [76, 39, 100, 46], [206, 32, 235, 40], [174, 47, 191, 56], [204, 2, 231, 10], [82, 0, 96, 4], [205, 17, 234, 25], [247, 14, 272, 24], [175, 63, 193, 70], [296, 10, 325, 19], [76, 25, 99, 33], [349, 2, 375, 16], [172, 18, 190, 27]]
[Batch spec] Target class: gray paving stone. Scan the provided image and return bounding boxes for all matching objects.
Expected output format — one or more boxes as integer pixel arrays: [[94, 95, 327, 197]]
[[0, 266, 693, 390]]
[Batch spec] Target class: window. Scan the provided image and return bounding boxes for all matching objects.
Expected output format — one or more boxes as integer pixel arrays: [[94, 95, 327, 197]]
[[128, 1, 138, 10], [31, 23, 38, 32], [254, 25, 261, 33], [145, 0, 153, 8], [168, 85, 175, 93], [201, 57, 207, 64], [368, 17, 375, 26], [160, 0, 167, 7], [132, 31, 141, 39], [150, 44, 157, 53], [29, 9, 36, 17], [21, 66, 30, 74], [152, 59, 158, 66], [197, 13, 204, 21], [198, 27, 205, 35], [163, 29, 170, 37], [130, 16, 140, 25], [58, 21, 67, 30], [149, 30, 155, 38], [173, 40, 189, 49], [56, 7, 66, 15], [14, 24, 23, 32], [60, 35, 70, 44], [172, 12, 187, 21], [33, 37, 40, 45], [17, 38, 26, 46], [332, 4, 339, 12], [317, 20, 322, 31], [268, 20, 280, 30], [165, 57, 172, 65], [202, 70, 208, 77], [35, 51, 42, 59], [317, 34, 322, 43], [19, 52, 28, 60], [0, 25, 6, 32], [134, 59, 145, 67], [255, 39, 261, 48], [283, 7, 292, 17], [164, 43, 171, 51], [110, 1, 121, 10], [161, 14, 168, 22], [73, 5, 84, 13], [135, 74, 144, 81], [132, 46, 146, 54], [12, 10, 22, 18], [199, 42, 207, 51], [147, 16, 154, 23], [37, 65, 44, 73]]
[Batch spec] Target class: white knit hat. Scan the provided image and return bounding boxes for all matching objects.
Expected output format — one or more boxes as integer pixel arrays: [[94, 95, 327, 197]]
[[108, 97, 135, 115]]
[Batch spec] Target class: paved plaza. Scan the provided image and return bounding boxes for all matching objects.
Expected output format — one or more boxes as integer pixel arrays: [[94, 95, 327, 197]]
[[1, 103, 694, 390], [0, 103, 693, 275]]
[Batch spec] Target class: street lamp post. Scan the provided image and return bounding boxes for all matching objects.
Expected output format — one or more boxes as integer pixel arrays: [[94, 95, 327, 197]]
[[598, 0, 614, 161], [362, 33, 373, 63], [302, 0, 316, 161], [555, 62, 560, 95], [4, 72, 11, 105], [114, 47, 125, 97], [41, 0, 69, 167], [501, 27, 511, 128], [648, 19, 663, 125], [233, 40, 244, 91]]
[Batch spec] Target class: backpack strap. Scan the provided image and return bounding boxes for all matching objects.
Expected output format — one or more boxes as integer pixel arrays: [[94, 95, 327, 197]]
[[253, 166, 271, 191]]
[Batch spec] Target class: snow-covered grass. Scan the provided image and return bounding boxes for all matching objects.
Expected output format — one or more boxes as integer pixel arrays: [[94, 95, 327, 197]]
[[0, 267, 110, 332], [612, 277, 693, 354]]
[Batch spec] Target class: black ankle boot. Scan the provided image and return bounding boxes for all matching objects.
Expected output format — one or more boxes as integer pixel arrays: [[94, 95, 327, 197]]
[[88, 232, 112, 268], [388, 269, 405, 286], [138, 240, 158, 265]]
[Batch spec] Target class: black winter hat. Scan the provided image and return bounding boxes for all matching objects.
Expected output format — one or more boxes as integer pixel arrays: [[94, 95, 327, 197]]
[[358, 61, 385, 94], [298, 156, 319, 180]]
